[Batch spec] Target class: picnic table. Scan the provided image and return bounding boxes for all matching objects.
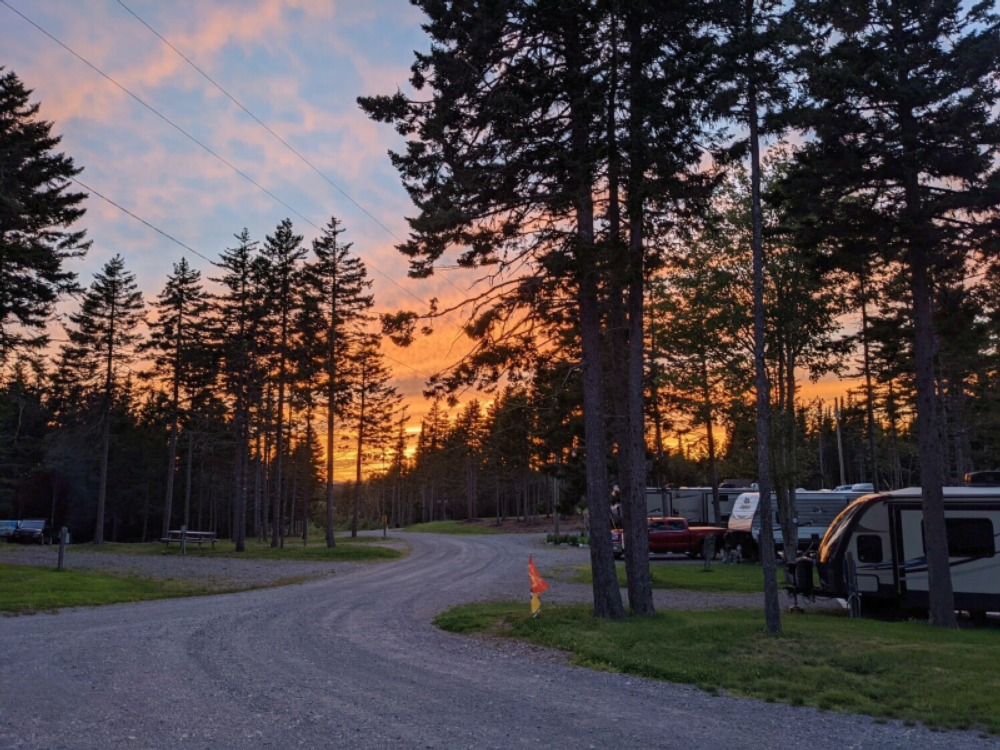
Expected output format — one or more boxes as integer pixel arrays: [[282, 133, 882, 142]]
[[160, 529, 217, 550]]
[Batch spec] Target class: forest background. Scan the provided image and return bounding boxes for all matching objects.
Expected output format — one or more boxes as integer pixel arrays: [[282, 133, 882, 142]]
[[2, 0, 999, 577]]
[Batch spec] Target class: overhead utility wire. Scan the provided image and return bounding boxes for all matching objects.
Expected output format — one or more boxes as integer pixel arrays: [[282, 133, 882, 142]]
[[114, 0, 469, 300], [0, 0, 455, 323], [68, 176, 218, 268]]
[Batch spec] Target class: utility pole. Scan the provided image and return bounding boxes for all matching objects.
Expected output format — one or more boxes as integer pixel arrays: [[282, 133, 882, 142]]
[[835, 398, 847, 487]]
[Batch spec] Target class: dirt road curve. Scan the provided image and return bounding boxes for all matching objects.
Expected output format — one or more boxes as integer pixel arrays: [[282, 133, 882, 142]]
[[0, 533, 991, 749]]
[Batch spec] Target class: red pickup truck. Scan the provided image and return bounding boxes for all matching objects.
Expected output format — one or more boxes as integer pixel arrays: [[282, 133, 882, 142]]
[[611, 517, 727, 559]]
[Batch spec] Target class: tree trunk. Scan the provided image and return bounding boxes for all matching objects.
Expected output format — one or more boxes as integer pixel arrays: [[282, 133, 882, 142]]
[[702, 354, 721, 524], [184, 430, 193, 530], [94, 413, 110, 544], [781, 350, 799, 558], [326, 391, 337, 546], [909, 245, 957, 627], [272, 345, 287, 548], [860, 276, 881, 490], [162, 421, 178, 537], [747, 23, 781, 633], [352, 388, 366, 538], [162, 307, 183, 538]]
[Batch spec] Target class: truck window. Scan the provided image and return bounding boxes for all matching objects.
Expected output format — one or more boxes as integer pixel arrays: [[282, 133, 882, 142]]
[[921, 518, 995, 557], [856, 534, 883, 563], [668, 520, 686, 531], [649, 520, 666, 532]]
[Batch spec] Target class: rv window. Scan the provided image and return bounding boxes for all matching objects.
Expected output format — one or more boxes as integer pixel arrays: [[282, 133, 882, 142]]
[[856, 535, 883, 563], [921, 518, 995, 557]]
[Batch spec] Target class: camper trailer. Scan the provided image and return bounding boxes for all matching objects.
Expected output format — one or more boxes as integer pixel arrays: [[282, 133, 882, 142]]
[[646, 487, 749, 526], [817, 487, 1000, 617], [726, 489, 867, 559]]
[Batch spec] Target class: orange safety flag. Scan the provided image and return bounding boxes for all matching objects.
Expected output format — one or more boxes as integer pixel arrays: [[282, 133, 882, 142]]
[[529, 554, 549, 594], [529, 554, 548, 616]]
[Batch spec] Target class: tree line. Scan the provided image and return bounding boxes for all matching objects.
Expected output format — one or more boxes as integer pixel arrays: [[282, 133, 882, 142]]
[[360, 0, 1000, 630], [0, 67, 407, 550], [3, 0, 1000, 632]]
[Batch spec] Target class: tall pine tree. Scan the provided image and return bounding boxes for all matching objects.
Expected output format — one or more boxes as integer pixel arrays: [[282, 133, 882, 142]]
[[258, 219, 306, 548], [144, 257, 210, 536], [784, 0, 1000, 627], [0, 68, 90, 368], [300, 217, 373, 547], [63, 255, 144, 543]]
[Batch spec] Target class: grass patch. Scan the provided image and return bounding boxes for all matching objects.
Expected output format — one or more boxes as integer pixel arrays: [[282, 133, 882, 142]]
[[0, 563, 223, 614], [403, 520, 502, 535], [573, 562, 813, 594], [435, 603, 1000, 734], [74, 536, 403, 562]]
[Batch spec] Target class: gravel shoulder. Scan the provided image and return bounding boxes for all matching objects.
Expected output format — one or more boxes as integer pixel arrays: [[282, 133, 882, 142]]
[[0, 539, 408, 592]]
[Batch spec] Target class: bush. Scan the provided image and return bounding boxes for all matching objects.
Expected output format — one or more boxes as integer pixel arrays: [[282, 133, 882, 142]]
[[547, 533, 589, 546]]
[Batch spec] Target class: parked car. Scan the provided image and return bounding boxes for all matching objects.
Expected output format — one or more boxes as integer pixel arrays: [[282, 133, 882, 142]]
[[12, 519, 51, 545], [0, 520, 19, 542], [612, 517, 727, 559]]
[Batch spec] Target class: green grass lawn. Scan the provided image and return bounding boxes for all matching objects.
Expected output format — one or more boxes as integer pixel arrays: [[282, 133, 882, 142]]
[[573, 562, 812, 594], [0, 563, 231, 614], [403, 520, 502, 535], [435, 603, 1000, 734], [74, 535, 403, 562]]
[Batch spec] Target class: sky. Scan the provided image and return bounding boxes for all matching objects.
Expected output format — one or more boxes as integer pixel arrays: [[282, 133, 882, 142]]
[[2, 0, 857, 470], [1, 0, 480, 431]]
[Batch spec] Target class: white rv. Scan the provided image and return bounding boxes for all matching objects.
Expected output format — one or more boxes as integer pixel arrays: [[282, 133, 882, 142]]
[[646, 487, 749, 526], [726, 489, 867, 559], [817, 487, 1000, 617]]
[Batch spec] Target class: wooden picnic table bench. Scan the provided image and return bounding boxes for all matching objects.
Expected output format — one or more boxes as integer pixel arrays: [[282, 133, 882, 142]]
[[160, 530, 217, 549]]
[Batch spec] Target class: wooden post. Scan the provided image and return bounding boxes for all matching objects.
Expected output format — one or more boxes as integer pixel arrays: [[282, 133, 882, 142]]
[[57, 527, 68, 571], [180, 524, 187, 556]]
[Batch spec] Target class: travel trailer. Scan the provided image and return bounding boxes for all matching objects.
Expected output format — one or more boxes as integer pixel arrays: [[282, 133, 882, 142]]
[[646, 487, 750, 526], [726, 489, 868, 559], [817, 487, 1000, 616]]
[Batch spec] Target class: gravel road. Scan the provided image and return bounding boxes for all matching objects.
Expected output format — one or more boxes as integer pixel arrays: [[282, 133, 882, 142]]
[[0, 533, 993, 749], [0, 542, 403, 591]]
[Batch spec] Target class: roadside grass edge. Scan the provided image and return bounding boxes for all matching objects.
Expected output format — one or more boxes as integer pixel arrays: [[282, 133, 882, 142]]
[[434, 602, 1000, 735]]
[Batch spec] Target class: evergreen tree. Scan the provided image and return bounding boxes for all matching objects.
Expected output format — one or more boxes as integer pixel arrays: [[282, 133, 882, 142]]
[[361, 0, 628, 618], [343, 334, 400, 537], [709, 0, 809, 635], [63, 255, 144, 543], [0, 68, 90, 368], [785, 0, 1000, 627], [213, 229, 262, 551], [448, 399, 485, 520], [144, 257, 211, 536], [300, 216, 373, 547], [257, 220, 306, 547]]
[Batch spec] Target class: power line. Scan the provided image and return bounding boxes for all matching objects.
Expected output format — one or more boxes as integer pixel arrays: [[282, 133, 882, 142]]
[[114, 0, 470, 300], [0, 0, 461, 323], [69, 176, 218, 267]]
